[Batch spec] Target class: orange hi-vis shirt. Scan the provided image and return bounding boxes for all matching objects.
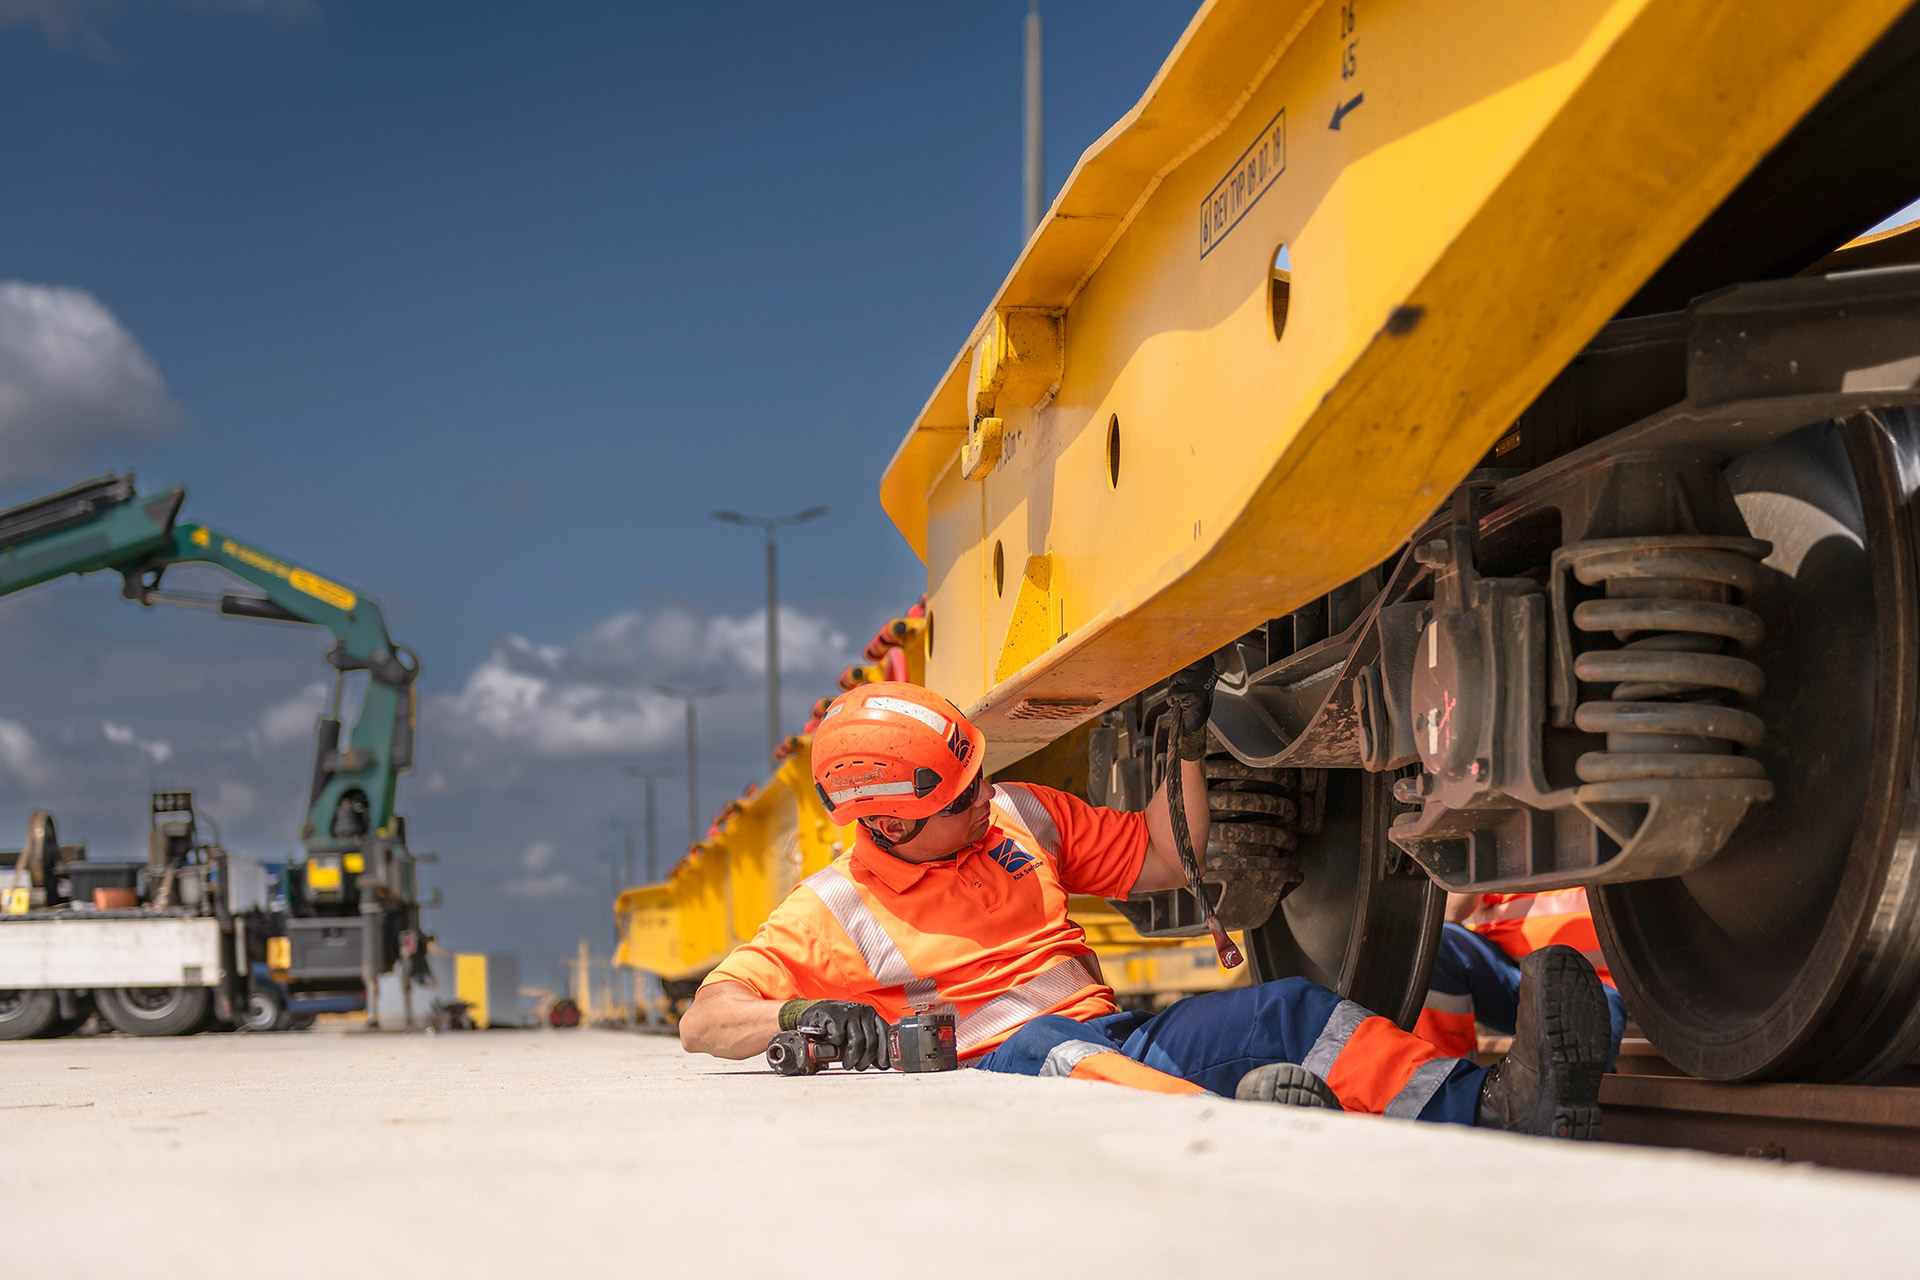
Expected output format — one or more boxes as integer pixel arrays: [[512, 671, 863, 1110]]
[[1466, 889, 1612, 986], [701, 782, 1148, 1060]]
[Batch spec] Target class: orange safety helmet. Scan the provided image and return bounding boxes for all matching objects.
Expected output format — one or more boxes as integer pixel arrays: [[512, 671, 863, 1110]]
[[811, 682, 984, 824]]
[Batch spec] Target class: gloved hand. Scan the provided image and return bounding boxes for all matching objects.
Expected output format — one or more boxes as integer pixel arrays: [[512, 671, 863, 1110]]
[[782, 999, 894, 1071], [1166, 656, 1219, 760]]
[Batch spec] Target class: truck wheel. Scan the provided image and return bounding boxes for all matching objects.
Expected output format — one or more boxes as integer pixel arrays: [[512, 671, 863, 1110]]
[[241, 988, 284, 1033], [96, 986, 212, 1037], [39, 993, 95, 1039], [0, 989, 60, 1040]]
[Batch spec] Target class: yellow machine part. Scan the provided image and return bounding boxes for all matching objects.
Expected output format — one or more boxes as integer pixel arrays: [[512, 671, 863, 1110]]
[[878, 0, 1913, 771], [455, 953, 492, 1030], [615, 742, 849, 983]]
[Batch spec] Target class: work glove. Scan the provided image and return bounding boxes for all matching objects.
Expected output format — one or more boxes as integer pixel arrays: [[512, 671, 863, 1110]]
[[1165, 656, 1219, 761], [781, 999, 894, 1071]]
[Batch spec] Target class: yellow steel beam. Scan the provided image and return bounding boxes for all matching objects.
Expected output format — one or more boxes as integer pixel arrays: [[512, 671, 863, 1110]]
[[881, 0, 1912, 769]]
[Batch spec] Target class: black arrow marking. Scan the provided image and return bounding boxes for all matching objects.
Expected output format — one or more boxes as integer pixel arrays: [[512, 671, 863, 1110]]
[[1330, 93, 1364, 130]]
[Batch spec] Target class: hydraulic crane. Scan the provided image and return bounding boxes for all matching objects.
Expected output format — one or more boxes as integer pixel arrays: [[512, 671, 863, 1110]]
[[0, 472, 427, 1035]]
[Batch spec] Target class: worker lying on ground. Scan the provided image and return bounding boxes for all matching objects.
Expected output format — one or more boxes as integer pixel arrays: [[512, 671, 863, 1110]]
[[1413, 891, 1631, 1068], [679, 671, 1612, 1137]]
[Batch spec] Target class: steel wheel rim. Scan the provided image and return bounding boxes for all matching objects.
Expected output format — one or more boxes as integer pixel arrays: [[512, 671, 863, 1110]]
[[1594, 412, 1920, 1081], [121, 987, 186, 1018]]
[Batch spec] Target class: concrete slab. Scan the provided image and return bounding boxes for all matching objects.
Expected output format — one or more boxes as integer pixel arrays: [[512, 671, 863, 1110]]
[[3, 1027, 1915, 1278]]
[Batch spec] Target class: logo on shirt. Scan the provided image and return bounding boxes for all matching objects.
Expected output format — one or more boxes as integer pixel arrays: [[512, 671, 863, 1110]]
[[985, 836, 1036, 880]]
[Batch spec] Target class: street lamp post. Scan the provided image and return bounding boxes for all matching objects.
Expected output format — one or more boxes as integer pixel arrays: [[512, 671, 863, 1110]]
[[623, 764, 677, 883], [712, 506, 828, 759], [653, 685, 724, 852], [609, 818, 643, 887]]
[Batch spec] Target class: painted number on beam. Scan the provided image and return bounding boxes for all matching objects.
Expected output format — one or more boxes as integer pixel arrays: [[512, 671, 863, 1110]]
[[1199, 107, 1287, 260]]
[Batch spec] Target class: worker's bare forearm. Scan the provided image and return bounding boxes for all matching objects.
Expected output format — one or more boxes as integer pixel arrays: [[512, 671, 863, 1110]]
[[1136, 756, 1210, 893], [679, 982, 784, 1059]]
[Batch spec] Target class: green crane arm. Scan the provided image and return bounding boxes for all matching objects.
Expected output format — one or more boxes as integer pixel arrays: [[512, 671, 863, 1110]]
[[0, 473, 418, 883]]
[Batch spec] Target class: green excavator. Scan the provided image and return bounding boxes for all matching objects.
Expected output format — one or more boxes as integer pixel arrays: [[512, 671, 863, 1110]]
[[0, 472, 429, 1037]]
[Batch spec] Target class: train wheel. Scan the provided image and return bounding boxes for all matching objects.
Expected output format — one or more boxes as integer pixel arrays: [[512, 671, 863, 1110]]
[[1243, 769, 1444, 1029], [1593, 410, 1920, 1082], [96, 985, 213, 1037], [0, 989, 60, 1040]]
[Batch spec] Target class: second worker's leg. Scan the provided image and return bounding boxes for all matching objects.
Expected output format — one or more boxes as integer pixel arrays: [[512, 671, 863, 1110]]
[[1119, 978, 1486, 1122]]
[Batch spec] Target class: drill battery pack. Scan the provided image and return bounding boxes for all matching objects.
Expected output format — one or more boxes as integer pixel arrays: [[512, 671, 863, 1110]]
[[889, 1011, 959, 1073]]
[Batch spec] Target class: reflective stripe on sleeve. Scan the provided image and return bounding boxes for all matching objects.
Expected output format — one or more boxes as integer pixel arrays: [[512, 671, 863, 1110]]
[[955, 955, 1100, 1054], [1301, 999, 1368, 1078], [991, 784, 1060, 857], [803, 865, 918, 989], [1381, 1055, 1461, 1119], [1038, 1039, 1110, 1078], [1422, 989, 1473, 1015]]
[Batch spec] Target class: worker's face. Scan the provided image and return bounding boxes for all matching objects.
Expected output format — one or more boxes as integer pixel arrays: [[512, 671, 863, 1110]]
[[868, 773, 994, 863]]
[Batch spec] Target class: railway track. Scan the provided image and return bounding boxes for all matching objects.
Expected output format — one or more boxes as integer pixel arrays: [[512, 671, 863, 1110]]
[[1468, 1034, 1920, 1174], [1600, 1074, 1920, 1177], [1478, 1037, 1920, 1175]]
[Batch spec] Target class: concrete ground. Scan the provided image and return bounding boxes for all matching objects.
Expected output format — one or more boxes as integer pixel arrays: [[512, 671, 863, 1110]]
[[4, 1026, 1917, 1278]]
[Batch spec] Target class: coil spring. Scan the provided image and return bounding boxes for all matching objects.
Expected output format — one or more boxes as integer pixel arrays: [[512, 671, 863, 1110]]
[[1205, 757, 1303, 854], [1564, 536, 1772, 783]]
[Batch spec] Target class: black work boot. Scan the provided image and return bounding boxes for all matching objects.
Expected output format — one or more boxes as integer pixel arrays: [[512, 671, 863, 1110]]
[[1476, 945, 1609, 1139], [1236, 1062, 1343, 1110]]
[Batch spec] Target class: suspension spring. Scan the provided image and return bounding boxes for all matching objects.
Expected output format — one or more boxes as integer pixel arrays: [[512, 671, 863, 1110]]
[[1562, 535, 1772, 784]]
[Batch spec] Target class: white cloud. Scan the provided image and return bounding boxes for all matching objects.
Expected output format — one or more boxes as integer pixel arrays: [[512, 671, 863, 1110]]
[[200, 779, 258, 827], [0, 0, 316, 54], [0, 282, 181, 486], [259, 680, 328, 747], [499, 839, 579, 899], [431, 604, 853, 763], [707, 607, 852, 676], [102, 719, 171, 764], [438, 643, 681, 757], [0, 718, 48, 786]]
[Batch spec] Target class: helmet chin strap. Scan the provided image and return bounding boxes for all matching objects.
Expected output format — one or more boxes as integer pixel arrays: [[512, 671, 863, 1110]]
[[861, 816, 927, 853]]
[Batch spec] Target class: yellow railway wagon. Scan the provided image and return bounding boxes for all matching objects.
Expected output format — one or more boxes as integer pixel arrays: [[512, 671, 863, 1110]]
[[881, 0, 1920, 1082], [615, 744, 847, 993]]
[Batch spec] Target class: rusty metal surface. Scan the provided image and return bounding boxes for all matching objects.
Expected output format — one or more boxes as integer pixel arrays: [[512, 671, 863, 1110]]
[[1600, 1073, 1920, 1176]]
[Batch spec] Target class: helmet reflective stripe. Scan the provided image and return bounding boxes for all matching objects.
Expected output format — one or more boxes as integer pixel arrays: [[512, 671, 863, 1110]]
[[865, 695, 949, 735], [826, 779, 918, 805]]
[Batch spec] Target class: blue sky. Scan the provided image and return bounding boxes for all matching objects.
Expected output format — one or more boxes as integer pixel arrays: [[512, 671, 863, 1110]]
[[0, 0, 1200, 976]]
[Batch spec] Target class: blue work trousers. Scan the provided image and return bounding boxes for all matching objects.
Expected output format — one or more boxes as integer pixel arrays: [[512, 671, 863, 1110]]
[[972, 977, 1487, 1125]]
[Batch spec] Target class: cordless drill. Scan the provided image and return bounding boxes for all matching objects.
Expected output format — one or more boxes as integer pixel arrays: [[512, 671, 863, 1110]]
[[766, 1011, 960, 1075]]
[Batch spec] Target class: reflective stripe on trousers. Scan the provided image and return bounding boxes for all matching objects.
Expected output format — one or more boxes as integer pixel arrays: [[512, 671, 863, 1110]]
[[1303, 998, 1468, 1118], [803, 864, 1097, 1054], [1039, 1038, 1207, 1095]]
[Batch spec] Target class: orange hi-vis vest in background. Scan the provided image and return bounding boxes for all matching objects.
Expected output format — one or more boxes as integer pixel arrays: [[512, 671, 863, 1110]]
[[1466, 889, 1612, 985], [702, 782, 1147, 1059]]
